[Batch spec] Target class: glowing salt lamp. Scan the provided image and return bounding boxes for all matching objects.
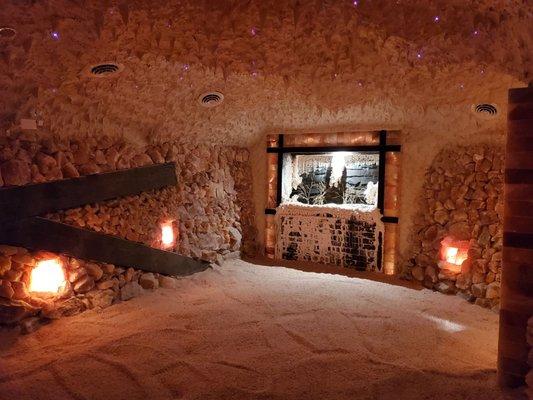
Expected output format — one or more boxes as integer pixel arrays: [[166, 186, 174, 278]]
[[445, 247, 459, 264], [439, 237, 469, 273], [161, 221, 176, 248], [29, 259, 66, 294], [455, 253, 467, 266]]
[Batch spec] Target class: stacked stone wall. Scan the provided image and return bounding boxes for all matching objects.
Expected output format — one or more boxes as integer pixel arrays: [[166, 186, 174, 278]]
[[404, 144, 504, 310], [0, 130, 257, 330]]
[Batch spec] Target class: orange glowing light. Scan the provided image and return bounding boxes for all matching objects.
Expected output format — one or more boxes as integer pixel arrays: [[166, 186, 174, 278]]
[[444, 246, 468, 265], [161, 222, 175, 248], [445, 247, 459, 264], [29, 259, 66, 294], [440, 237, 469, 268]]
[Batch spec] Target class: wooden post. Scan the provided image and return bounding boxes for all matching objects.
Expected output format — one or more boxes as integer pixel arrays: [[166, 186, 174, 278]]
[[498, 86, 533, 388]]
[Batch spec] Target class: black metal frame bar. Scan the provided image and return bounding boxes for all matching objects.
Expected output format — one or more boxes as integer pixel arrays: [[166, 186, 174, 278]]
[[267, 145, 401, 154], [276, 134, 284, 206], [265, 131, 401, 224], [377, 130, 387, 214]]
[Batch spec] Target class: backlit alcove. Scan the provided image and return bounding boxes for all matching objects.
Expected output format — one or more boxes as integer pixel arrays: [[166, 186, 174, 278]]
[[264, 131, 400, 275]]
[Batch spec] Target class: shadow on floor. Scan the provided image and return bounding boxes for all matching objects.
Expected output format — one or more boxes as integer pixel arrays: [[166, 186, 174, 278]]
[[243, 256, 423, 291]]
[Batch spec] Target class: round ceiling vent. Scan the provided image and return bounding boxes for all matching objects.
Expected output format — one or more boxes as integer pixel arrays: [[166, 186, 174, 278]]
[[0, 27, 17, 40], [83, 62, 124, 78], [472, 103, 498, 119], [198, 91, 224, 108]]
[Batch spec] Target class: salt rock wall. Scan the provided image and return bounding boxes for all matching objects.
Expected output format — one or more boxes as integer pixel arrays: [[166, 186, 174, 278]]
[[0, 247, 178, 332], [0, 131, 257, 329], [0, 131, 257, 259], [404, 145, 504, 310]]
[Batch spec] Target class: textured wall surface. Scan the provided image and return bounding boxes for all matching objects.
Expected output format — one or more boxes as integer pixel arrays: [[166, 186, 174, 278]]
[[0, 130, 256, 329], [251, 128, 506, 264], [0, 245, 182, 331], [1, 1, 529, 267], [0, 131, 257, 260], [0, 0, 529, 144], [404, 145, 504, 309]]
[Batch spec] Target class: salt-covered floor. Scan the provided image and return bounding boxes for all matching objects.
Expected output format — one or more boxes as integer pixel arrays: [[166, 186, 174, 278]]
[[0, 259, 505, 400]]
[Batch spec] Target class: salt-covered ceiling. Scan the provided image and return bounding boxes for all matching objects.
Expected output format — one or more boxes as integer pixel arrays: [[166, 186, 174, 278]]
[[0, 0, 531, 145]]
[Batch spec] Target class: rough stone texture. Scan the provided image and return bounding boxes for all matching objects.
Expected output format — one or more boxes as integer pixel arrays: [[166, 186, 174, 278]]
[[139, 273, 159, 290], [404, 145, 503, 309], [158, 275, 178, 289], [0, 1, 530, 272], [120, 281, 143, 302], [0, 133, 257, 260], [0, 1, 530, 143], [0, 244, 189, 327], [0, 133, 257, 329]]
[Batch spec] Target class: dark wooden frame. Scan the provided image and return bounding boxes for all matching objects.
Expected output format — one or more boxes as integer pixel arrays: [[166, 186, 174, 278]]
[[264, 131, 401, 224]]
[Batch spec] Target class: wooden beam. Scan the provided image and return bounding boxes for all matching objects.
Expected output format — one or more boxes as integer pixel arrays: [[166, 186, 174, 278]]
[[0, 217, 209, 277], [266, 144, 401, 154], [0, 163, 177, 223], [499, 85, 533, 388]]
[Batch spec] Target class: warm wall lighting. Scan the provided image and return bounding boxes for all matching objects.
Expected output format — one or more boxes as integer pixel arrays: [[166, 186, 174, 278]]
[[445, 247, 459, 264], [444, 245, 467, 266], [161, 221, 176, 248], [29, 259, 66, 294], [440, 237, 469, 272]]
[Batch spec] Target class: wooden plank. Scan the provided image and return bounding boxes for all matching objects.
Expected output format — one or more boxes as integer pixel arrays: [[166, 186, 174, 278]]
[[499, 85, 533, 389], [506, 200, 533, 217], [506, 135, 533, 151], [507, 120, 532, 136], [0, 217, 209, 276], [505, 168, 533, 184], [508, 86, 533, 104], [500, 308, 531, 327], [503, 215, 533, 234], [503, 232, 533, 249], [508, 104, 533, 120], [505, 183, 533, 200], [266, 145, 401, 153], [504, 152, 533, 169], [0, 163, 177, 223], [497, 357, 529, 378]]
